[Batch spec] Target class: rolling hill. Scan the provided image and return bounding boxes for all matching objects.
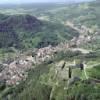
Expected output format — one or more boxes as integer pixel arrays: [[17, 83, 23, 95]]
[[0, 0, 100, 100], [0, 14, 79, 49]]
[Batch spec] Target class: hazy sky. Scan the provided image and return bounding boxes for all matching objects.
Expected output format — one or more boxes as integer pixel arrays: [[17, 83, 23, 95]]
[[0, 0, 93, 4]]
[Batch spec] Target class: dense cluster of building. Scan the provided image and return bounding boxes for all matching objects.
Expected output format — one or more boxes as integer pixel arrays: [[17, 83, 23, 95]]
[[0, 26, 98, 85], [0, 55, 33, 85]]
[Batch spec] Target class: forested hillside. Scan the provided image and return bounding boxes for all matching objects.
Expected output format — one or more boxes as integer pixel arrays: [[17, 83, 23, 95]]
[[0, 14, 79, 49]]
